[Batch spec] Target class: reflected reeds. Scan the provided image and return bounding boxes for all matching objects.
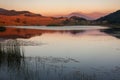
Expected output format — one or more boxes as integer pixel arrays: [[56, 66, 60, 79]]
[[16, 57, 97, 80], [0, 40, 97, 80], [0, 39, 24, 69]]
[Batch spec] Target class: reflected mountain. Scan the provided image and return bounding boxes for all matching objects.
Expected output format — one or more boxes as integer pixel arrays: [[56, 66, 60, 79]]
[[101, 28, 120, 39], [0, 27, 43, 39], [0, 27, 85, 39]]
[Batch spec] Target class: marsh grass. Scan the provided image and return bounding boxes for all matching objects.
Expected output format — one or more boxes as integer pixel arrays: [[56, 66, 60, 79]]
[[0, 40, 97, 80], [0, 39, 24, 69]]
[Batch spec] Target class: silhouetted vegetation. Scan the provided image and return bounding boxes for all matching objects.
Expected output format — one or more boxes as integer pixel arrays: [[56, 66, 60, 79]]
[[62, 19, 70, 25], [0, 26, 6, 32], [70, 16, 87, 21], [0, 40, 24, 68], [62, 16, 90, 25], [47, 23, 62, 26], [0, 39, 97, 80]]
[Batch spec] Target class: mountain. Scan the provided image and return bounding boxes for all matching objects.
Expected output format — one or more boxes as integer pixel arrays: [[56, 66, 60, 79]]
[[96, 10, 120, 24], [61, 12, 108, 20], [0, 8, 42, 16], [86, 12, 108, 20], [65, 12, 93, 20], [69, 16, 87, 21]]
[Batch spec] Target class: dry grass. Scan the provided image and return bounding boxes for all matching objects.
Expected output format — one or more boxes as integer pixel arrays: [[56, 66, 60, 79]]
[[0, 15, 66, 26]]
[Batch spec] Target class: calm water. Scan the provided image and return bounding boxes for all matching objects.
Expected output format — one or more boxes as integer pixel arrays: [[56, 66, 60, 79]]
[[0, 26, 120, 80]]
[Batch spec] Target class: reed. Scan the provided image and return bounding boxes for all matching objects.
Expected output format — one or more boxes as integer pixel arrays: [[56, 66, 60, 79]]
[[0, 39, 24, 68]]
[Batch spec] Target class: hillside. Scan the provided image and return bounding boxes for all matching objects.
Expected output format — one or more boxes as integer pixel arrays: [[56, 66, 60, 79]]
[[0, 8, 66, 26], [0, 15, 66, 26], [62, 16, 88, 25], [96, 10, 120, 24], [0, 8, 41, 16]]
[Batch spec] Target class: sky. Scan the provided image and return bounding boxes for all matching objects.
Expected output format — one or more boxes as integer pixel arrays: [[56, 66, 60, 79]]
[[0, 0, 120, 16]]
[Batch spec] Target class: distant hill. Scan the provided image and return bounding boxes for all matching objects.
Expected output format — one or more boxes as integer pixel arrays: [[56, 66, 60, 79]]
[[65, 12, 93, 20], [0, 8, 42, 17], [86, 12, 108, 20], [55, 12, 107, 20], [69, 16, 87, 21], [96, 10, 120, 24], [0, 8, 66, 26], [62, 16, 88, 25]]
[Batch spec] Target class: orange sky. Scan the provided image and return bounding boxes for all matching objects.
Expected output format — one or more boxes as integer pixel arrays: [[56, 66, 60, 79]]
[[0, 0, 120, 16]]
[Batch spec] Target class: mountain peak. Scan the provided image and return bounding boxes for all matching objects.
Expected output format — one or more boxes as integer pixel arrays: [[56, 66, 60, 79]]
[[66, 12, 93, 20]]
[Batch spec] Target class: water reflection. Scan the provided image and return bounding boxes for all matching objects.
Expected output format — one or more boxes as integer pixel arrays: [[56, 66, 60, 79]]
[[0, 27, 86, 39], [0, 27, 120, 39], [0, 39, 97, 80], [0, 26, 120, 80], [0, 39, 24, 69], [101, 28, 120, 39]]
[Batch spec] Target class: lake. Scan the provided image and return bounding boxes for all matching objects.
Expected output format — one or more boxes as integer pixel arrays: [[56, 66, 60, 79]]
[[0, 26, 120, 80]]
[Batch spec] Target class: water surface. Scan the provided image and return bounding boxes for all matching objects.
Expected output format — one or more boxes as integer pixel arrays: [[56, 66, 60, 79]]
[[0, 26, 120, 80]]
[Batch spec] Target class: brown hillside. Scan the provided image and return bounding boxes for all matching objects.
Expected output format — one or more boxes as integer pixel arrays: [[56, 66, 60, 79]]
[[0, 15, 66, 26]]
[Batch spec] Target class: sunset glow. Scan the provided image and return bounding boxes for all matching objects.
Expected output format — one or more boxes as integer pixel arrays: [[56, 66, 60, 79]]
[[0, 0, 120, 16]]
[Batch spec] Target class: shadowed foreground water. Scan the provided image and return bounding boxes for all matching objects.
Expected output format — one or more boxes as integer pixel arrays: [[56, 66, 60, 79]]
[[0, 26, 120, 80]]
